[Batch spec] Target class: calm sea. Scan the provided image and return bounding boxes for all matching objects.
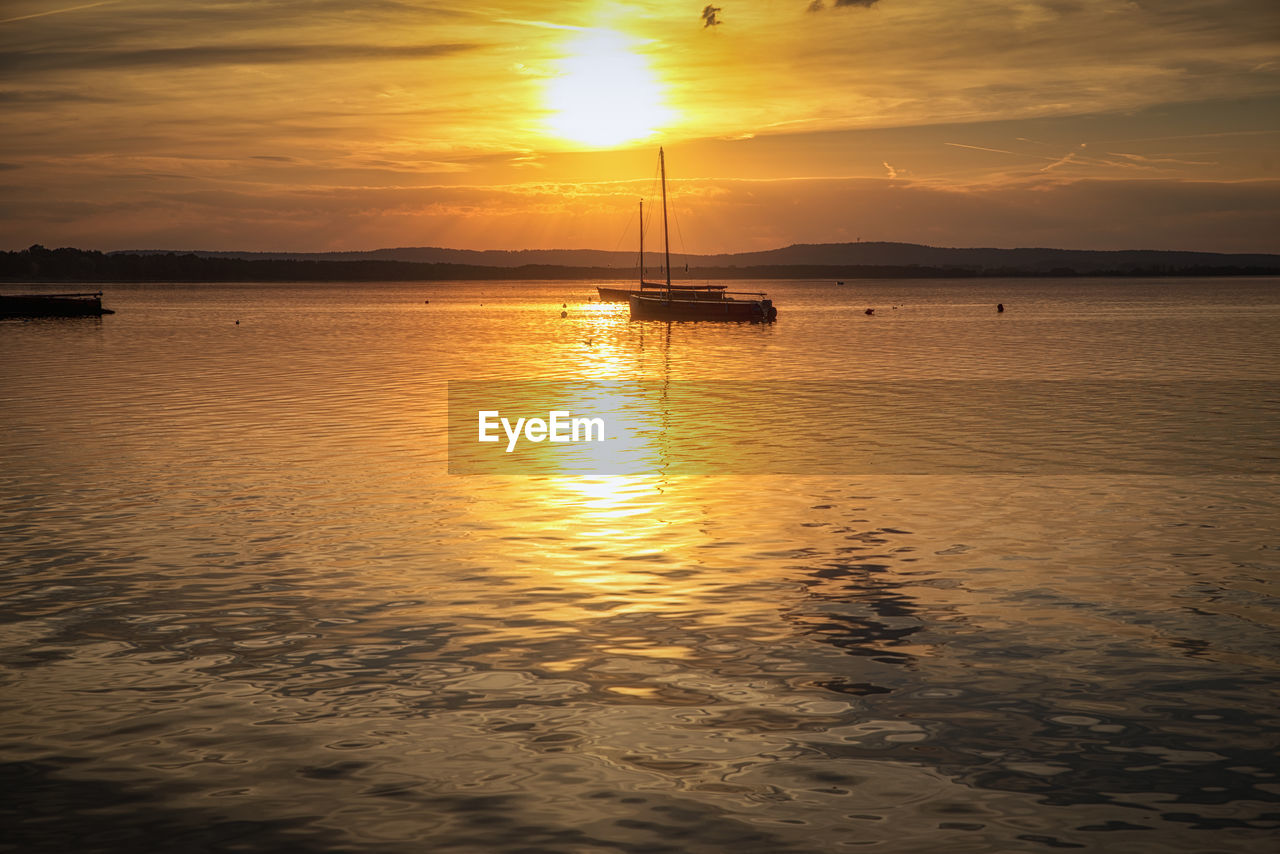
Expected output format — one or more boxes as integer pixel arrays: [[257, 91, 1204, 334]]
[[2, 278, 1278, 853]]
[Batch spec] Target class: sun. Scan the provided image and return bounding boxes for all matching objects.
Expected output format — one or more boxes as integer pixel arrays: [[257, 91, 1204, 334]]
[[546, 30, 672, 148]]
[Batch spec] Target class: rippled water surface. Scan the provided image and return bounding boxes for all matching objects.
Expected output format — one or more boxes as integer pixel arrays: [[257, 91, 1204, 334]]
[[2, 278, 1279, 853]]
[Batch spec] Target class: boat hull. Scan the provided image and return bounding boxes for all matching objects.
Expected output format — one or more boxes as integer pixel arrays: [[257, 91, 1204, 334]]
[[0, 293, 113, 318], [629, 294, 776, 323]]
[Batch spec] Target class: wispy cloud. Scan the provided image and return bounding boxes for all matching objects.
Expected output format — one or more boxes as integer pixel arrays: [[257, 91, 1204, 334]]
[[808, 0, 880, 12], [1039, 151, 1079, 172], [946, 137, 1221, 179], [495, 18, 587, 32], [0, 41, 481, 73], [0, 88, 110, 104], [1105, 151, 1219, 168], [944, 143, 1020, 156], [11, 173, 1276, 254], [0, 43, 481, 73], [0, 1, 115, 26], [1040, 144, 1088, 172]]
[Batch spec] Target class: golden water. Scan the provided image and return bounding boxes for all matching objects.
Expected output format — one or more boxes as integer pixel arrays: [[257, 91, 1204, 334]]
[[2, 278, 1277, 852]]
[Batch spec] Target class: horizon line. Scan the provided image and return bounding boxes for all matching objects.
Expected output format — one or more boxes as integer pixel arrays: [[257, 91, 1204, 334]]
[[11, 240, 1280, 258]]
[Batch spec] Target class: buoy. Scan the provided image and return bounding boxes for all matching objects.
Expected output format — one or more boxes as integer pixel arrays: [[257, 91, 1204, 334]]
[[562, 303, 567, 308], [561, 310, 567, 318], [865, 308, 874, 315], [997, 303, 1005, 312], [235, 320, 239, 325]]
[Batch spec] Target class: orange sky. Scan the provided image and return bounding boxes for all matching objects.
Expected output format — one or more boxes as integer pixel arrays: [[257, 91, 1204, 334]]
[[2, 0, 1278, 253]]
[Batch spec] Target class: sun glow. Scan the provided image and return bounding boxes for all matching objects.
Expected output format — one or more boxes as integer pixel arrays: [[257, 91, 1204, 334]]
[[546, 30, 672, 148]]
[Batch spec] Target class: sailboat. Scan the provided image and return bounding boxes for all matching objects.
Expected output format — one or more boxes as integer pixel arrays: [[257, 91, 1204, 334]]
[[628, 148, 777, 323], [596, 198, 728, 302]]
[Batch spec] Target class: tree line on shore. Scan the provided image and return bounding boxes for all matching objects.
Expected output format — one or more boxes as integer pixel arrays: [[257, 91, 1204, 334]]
[[4, 245, 1279, 283]]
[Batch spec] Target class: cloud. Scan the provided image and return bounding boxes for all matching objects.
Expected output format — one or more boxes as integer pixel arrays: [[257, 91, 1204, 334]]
[[808, 0, 880, 11], [7, 171, 1276, 254], [944, 137, 1228, 180], [0, 1, 116, 26], [0, 88, 109, 104], [1039, 151, 1079, 172], [675, 175, 1280, 253], [944, 142, 1020, 156], [1106, 152, 1219, 168], [0, 42, 480, 74], [702, 5, 722, 27], [496, 18, 587, 32], [883, 161, 898, 178]]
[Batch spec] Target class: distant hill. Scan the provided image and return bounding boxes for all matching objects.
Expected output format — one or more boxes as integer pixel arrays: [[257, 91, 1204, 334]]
[[120, 246, 638, 268], [690, 243, 1280, 275], [116, 242, 1280, 276], [3, 242, 1278, 282]]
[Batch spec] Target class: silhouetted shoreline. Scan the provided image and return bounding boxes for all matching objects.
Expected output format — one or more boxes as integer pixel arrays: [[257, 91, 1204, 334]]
[[4, 244, 1279, 283]]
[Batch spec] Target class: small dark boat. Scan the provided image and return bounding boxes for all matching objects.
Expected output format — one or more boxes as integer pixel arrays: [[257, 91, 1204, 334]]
[[627, 149, 777, 324], [0, 291, 114, 318]]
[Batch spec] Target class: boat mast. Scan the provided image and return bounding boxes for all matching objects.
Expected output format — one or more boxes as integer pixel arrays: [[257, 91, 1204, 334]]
[[639, 199, 644, 286], [660, 147, 671, 297]]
